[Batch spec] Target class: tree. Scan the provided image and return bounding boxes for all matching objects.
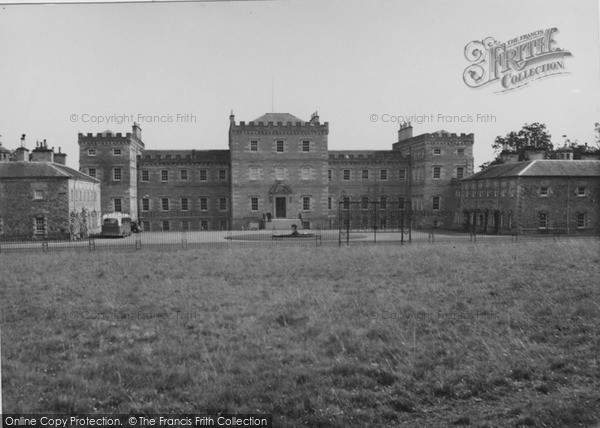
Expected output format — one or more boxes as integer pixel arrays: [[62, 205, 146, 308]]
[[481, 123, 553, 169]]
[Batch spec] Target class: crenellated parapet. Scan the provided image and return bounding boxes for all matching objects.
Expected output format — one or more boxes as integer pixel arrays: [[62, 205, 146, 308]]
[[230, 120, 329, 135]]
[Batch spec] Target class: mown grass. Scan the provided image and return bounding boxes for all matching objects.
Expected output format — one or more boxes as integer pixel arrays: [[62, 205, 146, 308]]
[[1, 240, 600, 427]]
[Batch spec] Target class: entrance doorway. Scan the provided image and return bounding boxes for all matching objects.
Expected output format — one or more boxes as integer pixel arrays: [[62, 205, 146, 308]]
[[275, 197, 287, 218]]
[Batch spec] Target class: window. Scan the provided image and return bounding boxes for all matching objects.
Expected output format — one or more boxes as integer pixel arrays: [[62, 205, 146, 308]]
[[380, 196, 388, 210], [302, 141, 310, 152], [182, 220, 190, 231], [87, 149, 96, 156], [141, 170, 148, 181], [113, 168, 122, 181], [457, 148, 465, 156], [540, 187, 548, 196], [162, 221, 170, 231], [577, 186, 586, 196], [219, 169, 227, 180], [343, 170, 350, 181], [34, 189, 44, 200], [250, 140, 258, 152], [201, 220, 209, 231], [398, 196, 406, 208], [251, 197, 259, 212], [362, 170, 369, 180], [88, 168, 97, 178], [142, 198, 149, 211], [200, 170, 207, 181], [380, 169, 388, 181], [577, 213, 586, 228], [181, 197, 189, 211], [219, 197, 227, 211], [113, 148, 121, 155], [432, 196, 441, 210], [433, 148, 442, 155], [249, 166, 259, 181], [301, 166, 311, 180], [342, 196, 350, 210], [302, 221, 310, 230], [328, 170, 332, 181], [200, 197, 208, 211], [328, 197, 332, 210], [161, 198, 169, 211], [538, 213, 548, 229], [114, 198, 122, 212], [142, 221, 150, 231], [380, 218, 387, 229], [361, 196, 369, 210], [399, 169, 406, 180], [456, 167, 464, 179], [275, 167, 285, 180], [302, 196, 311, 211], [161, 170, 168, 181], [433, 166, 441, 179], [35, 216, 45, 233], [276, 141, 284, 152], [180, 170, 188, 180]]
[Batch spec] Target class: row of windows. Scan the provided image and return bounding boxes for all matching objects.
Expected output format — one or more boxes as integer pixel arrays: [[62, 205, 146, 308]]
[[462, 186, 588, 199], [335, 196, 440, 210], [539, 212, 588, 229], [87, 148, 123, 156], [333, 169, 405, 181], [248, 140, 313, 153], [137, 197, 228, 212], [141, 169, 228, 182]]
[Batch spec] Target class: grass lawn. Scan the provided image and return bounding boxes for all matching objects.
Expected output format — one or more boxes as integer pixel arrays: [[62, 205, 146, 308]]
[[1, 240, 600, 427]]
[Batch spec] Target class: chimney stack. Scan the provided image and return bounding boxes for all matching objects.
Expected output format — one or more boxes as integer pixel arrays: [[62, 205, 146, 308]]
[[53, 146, 67, 165], [14, 134, 30, 161], [310, 111, 320, 124], [398, 122, 413, 142], [30, 138, 54, 163]]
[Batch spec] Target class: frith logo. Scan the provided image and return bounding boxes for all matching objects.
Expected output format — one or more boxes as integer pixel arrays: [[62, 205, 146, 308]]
[[463, 28, 572, 93]]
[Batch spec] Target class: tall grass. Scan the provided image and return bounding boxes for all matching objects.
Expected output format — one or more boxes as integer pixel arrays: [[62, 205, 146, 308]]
[[1, 240, 599, 427]]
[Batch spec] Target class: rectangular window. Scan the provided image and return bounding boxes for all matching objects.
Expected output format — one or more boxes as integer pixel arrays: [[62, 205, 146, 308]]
[[380, 196, 387, 210], [219, 197, 227, 211], [200, 197, 208, 211], [432, 196, 441, 210], [181, 220, 190, 231], [456, 167, 464, 179], [328, 196, 332, 210], [181, 197, 189, 211], [328, 169, 332, 180], [161, 170, 168, 181], [250, 140, 258, 152], [199, 170, 207, 181], [113, 168, 122, 181], [114, 198, 122, 212], [251, 197, 259, 212], [343, 169, 350, 181], [0, 217, 3, 235], [380, 169, 388, 181], [219, 169, 227, 180], [161, 198, 169, 211], [34, 189, 44, 200], [302, 196, 311, 211], [342, 196, 350, 210], [302, 141, 310, 152], [577, 186, 586, 196], [249, 167, 259, 181], [162, 220, 170, 231], [87, 149, 96, 156], [398, 196, 406, 208], [398, 169, 406, 180], [276, 141, 284, 152], [540, 187, 548, 196], [301, 167, 311, 180], [275, 167, 285, 180], [457, 148, 465, 156], [362, 170, 369, 180], [142, 221, 150, 231], [201, 220, 208, 231], [88, 168, 97, 178], [35, 216, 45, 233], [433, 166, 441, 179], [302, 221, 310, 230], [361, 197, 369, 210], [538, 213, 548, 229], [577, 213, 586, 228], [180, 170, 188, 180], [141, 170, 148, 181], [113, 148, 121, 155], [141, 198, 149, 211], [433, 148, 442, 155]]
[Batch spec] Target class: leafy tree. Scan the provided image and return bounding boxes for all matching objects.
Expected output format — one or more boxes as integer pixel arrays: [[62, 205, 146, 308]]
[[491, 123, 553, 161]]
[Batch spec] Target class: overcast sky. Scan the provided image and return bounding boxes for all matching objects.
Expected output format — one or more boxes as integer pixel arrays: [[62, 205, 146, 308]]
[[0, 0, 598, 169]]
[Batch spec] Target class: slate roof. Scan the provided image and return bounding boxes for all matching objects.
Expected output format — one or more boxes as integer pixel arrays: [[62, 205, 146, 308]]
[[252, 113, 305, 124], [0, 161, 99, 182], [464, 160, 600, 181]]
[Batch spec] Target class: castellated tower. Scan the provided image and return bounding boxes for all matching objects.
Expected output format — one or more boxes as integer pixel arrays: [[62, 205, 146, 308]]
[[228, 112, 330, 230], [78, 123, 145, 220]]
